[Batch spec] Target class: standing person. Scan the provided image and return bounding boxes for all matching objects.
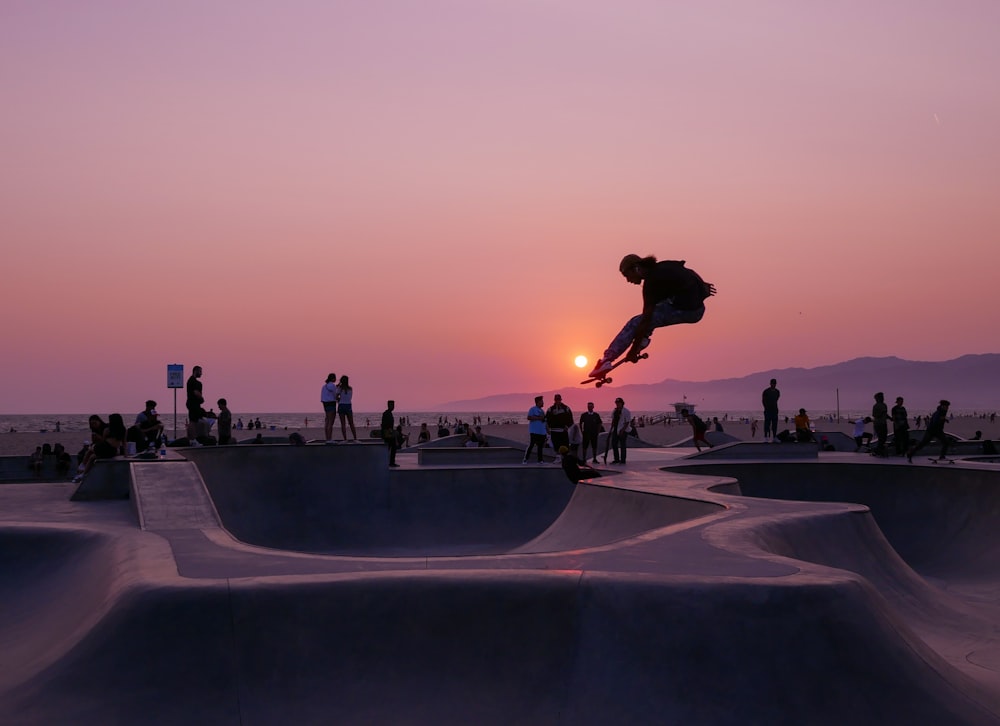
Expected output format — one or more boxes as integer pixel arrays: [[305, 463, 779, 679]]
[[750, 418, 759, 438], [320, 373, 339, 442], [216, 398, 233, 445], [891, 396, 910, 456], [681, 408, 713, 451], [587, 255, 716, 379], [545, 394, 573, 458], [610, 397, 632, 464], [523, 395, 547, 464], [907, 400, 952, 463], [381, 400, 399, 467], [567, 421, 583, 460], [762, 379, 780, 443], [579, 402, 603, 464], [186, 366, 205, 424], [337, 375, 357, 441], [871, 392, 889, 457]]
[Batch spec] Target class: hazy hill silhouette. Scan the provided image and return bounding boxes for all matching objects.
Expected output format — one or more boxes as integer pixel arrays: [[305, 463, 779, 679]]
[[436, 354, 1000, 415]]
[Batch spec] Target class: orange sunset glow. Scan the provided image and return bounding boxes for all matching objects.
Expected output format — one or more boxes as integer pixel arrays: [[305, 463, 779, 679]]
[[2, 2, 999, 414]]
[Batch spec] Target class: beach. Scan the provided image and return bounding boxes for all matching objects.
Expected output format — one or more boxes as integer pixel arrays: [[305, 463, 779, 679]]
[[3, 415, 997, 458]]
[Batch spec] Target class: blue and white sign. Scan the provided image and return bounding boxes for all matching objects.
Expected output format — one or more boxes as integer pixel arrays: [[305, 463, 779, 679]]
[[167, 364, 184, 389]]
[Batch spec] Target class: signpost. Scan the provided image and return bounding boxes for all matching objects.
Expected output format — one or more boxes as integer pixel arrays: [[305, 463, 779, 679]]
[[167, 364, 184, 439]]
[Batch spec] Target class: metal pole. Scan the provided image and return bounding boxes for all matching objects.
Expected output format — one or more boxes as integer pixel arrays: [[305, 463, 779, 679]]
[[836, 388, 840, 423], [174, 388, 178, 440]]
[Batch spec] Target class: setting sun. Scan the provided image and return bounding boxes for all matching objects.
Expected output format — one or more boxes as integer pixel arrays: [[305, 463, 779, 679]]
[[574, 355, 588, 368]]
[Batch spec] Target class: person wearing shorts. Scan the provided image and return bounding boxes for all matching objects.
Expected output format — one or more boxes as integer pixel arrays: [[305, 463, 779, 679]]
[[321, 373, 339, 442]]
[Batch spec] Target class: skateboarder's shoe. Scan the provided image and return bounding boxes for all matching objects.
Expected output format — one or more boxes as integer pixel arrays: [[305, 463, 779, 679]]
[[588, 358, 614, 378]]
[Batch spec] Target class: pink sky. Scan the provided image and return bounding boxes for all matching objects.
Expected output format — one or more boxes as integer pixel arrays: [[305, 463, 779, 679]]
[[2, 1, 999, 414]]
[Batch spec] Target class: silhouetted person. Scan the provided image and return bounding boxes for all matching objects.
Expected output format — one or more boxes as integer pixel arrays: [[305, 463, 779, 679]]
[[891, 396, 909, 456], [871, 392, 889, 457], [523, 395, 547, 464], [382, 400, 399, 467], [579, 402, 603, 464], [681, 408, 713, 451], [588, 255, 716, 379], [610, 397, 632, 463], [762, 378, 780, 442], [907, 400, 951, 462], [559, 446, 602, 483]]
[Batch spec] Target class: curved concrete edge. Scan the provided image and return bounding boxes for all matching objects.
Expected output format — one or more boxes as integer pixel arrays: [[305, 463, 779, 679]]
[[2, 569, 998, 725]]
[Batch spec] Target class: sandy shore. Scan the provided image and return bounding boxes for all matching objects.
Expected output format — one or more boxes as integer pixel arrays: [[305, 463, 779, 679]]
[[3, 415, 998, 458]]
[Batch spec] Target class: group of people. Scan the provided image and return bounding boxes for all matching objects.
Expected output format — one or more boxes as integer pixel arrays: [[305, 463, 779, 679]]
[[320, 373, 358, 442], [761, 377, 957, 461], [523, 395, 634, 479], [185, 366, 235, 445]]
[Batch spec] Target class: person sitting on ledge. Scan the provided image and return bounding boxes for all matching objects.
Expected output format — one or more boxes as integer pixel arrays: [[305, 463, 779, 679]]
[[559, 446, 602, 484], [794, 408, 814, 443]]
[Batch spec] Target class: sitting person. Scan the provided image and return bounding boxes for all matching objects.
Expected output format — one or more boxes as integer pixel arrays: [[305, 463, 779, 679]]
[[417, 423, 431, 444], [53, 443, 72, 476], [852, 416, 874, 451], [794, 408, 814, 442], [29, 446, 44, 476], [559, 446, 602, 484], [465, 425, 488, 447], [129, 399, 164, 451], [75, 414, 127, 482]]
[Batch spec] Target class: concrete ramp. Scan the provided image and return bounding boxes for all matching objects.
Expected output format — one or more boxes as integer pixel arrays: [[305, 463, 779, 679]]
[[130, 462, 220, 531]]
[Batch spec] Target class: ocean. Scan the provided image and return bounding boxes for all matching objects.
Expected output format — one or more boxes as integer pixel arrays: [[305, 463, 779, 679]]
[[0, 407, 935, 436]]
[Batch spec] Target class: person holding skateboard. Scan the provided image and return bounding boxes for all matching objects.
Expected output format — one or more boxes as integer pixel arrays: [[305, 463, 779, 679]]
[[588, 254, 716, 380]]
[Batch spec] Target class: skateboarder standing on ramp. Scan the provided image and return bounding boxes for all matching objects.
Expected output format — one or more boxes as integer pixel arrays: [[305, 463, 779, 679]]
[[587, 254, 716, 380]]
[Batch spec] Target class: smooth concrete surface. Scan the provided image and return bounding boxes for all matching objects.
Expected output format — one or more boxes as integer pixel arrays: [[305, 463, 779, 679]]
[[416, 446, 528, 466], [1, 445, 999, 724]]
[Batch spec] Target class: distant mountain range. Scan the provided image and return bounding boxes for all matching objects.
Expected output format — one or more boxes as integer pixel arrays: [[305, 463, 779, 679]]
[[436, 354, 1000, 415]]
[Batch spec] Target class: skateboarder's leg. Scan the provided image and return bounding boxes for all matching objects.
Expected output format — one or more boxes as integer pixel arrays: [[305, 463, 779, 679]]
[[593, 302, 705, 373]]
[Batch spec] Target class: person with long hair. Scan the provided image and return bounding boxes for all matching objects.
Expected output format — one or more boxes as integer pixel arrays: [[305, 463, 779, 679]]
[[588, 254, 715, 379], [337, 375, 357, 441]]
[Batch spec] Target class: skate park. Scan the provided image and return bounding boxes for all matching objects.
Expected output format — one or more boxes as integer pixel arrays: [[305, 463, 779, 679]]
[[1, 441, 999, 725]]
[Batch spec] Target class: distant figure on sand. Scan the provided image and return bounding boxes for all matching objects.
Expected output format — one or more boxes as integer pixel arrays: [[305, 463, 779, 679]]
[[907, 400, 951, 463], [588, 254, 715, 380], [681, 408, 713, 452], [523, 395, 547, 464], [321, 373, 339, 442], [417, 423, 431, 444], [337, 375, 357, 441], [762, 379, 780, 442]]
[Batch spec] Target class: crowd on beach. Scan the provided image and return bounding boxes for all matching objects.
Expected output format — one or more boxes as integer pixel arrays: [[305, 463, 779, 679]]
[[9, 363, 1000, 480]]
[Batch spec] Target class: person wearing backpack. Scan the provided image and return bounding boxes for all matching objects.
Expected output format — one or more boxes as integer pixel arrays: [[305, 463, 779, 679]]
[[588, 254, 716, 379]]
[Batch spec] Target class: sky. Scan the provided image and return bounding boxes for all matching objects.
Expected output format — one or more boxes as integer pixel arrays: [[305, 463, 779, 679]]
[[2, 0, 999, 414]]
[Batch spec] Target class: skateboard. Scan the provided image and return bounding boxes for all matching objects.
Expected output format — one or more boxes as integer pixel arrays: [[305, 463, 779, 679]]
[[929, 457, 955, 464], [580, 353, 649, 388]]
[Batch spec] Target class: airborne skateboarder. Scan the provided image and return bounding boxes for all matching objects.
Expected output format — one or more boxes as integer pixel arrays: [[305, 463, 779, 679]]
[[587, 254, 716, 381]]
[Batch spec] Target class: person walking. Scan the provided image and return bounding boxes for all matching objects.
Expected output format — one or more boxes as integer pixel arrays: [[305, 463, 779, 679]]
[[762, 378, 780, 442], [523, 395, 547, 464]]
